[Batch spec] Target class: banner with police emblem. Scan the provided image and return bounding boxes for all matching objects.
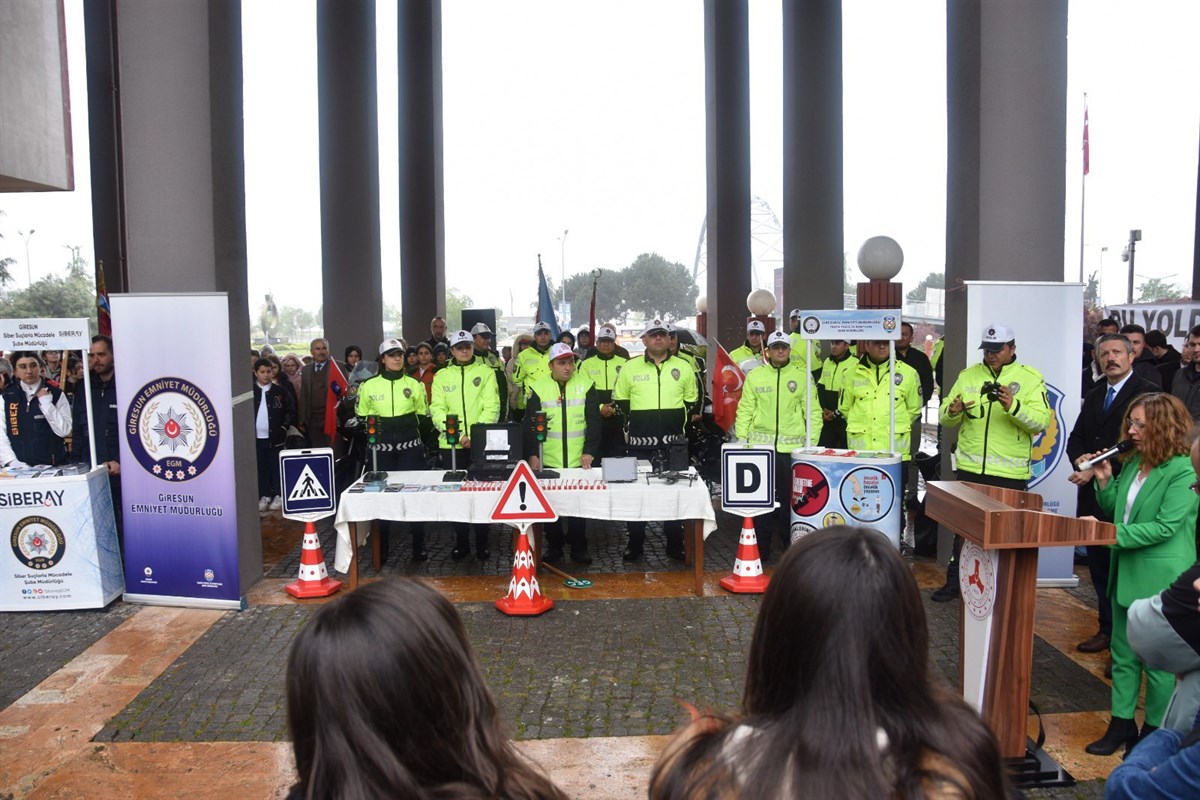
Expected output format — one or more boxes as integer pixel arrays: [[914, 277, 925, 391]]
[[112, 294, 242, 608], [965, 282, 1082, 584], [0, 468, 123, 611]]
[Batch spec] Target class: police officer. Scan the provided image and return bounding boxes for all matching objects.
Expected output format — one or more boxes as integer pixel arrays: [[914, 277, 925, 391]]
[[471, 322, 508, 421], [4, 351, 72, 466], [933, 323, 1050, 601], [431, 330, 500, 560], [613, 319, 699, 560], [787, 308, 815, 370], [579, 325, 628, 461], [815, 338, 853, 448], [525, 342, 602, 565], [733, 331, 823, 559], [357, 338, 430, 560], [729, 320, 767, 370], [839, 339, 923, 457], [513, 321, 554, 422]]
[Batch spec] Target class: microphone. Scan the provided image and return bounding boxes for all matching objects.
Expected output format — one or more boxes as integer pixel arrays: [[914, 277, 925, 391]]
[[1076, 440, 1134, 471]]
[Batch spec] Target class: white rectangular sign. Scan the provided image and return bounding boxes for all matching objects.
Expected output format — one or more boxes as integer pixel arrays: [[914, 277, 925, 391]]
[[721, 446, 776, 511], [795, 309, 903, 340], [1105, 302, 1200, 350], [0, 317, 91, 351]]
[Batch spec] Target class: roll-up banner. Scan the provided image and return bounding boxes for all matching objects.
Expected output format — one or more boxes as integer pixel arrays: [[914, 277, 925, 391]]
[[965, 282, 1082, 585], [111, 294, 243, 609]]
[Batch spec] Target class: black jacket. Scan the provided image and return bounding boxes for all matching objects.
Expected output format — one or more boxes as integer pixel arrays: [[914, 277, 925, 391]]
[[71, 373, 120, 464], [1066, 374, 1158, 518], [254, 382, 296, 447]]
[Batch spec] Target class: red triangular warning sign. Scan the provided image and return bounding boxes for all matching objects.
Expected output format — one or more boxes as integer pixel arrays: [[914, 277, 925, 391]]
[[490, 461, 558, 524]]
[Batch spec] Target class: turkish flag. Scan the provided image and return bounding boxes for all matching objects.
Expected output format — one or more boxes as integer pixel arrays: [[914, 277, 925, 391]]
[[712, 344, 745, 433], [324, 359, 349, 439]]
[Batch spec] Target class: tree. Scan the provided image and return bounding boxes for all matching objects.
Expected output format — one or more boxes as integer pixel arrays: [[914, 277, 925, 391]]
[[1136, 277, 1188, 303], [563, 269, 625, 329], [0, 257, 13, 288], [0, 271, 98, 333], [445, 288, 473, 330], [620, 253, 698, 320], [906, 272, 945, 302]]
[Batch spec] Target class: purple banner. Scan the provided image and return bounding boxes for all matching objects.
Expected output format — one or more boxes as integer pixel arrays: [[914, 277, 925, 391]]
[[112, 294, 242, 608]]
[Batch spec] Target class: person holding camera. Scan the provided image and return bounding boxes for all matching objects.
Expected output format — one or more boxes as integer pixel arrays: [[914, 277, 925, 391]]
[[613, 319, 698, 561], [933, 323, 1050, 602]]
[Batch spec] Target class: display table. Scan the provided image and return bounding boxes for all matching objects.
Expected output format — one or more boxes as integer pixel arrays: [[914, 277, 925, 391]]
[[333, 469, 719, 594], [789, 448, 903, 547], [0, 466, 123, 611]]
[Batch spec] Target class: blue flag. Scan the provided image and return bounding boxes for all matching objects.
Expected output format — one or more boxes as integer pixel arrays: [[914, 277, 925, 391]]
[[536, 262, 561, 338]]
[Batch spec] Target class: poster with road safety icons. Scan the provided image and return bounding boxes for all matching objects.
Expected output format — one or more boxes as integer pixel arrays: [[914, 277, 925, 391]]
[[789, 448, 902, 548]]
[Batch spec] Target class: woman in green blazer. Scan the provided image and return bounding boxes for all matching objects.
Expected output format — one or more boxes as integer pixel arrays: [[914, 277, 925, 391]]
[[1082, 393, 1198, 756]]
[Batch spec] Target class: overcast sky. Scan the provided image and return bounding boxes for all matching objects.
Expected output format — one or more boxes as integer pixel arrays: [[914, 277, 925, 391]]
[[1, 0, 1197, 321]]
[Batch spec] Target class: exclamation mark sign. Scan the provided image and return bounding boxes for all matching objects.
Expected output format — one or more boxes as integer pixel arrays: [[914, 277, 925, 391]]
[[518, 482, 527, 510]]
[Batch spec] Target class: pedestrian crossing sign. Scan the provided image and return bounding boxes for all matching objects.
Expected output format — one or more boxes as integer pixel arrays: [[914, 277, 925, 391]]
[[280, 448, 336, 520]]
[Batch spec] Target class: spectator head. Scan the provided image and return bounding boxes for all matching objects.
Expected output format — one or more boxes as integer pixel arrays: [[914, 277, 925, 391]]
[[287, 578, 564, 799], [433, 342, 450, 365], [1143, 329, 1169, 356], [41, 350, 61, 366], [430, 316, 448, 339], [309, 338, 330, 363], [577, 328, 592, 347], [405, 346, 419, 367], [11, 352, 43, 387], [89, 335, 115, 379], [1121, 392, 1193, 468], [416, 342, 433, 365], [260, 344, 277, 357], [344, 346, 363, 367], [513, 333, 533, 355], [1118, 324, 1146, 358], [280, 353, 303, 376], [557, 330, 576, 347], [501, 345, 512, 362], [899, 321, 915, 348], [1095, 334, 1133, 382], [1185, 325, 1200, 368], [264, 354, 283, 378], [253, 358, 274, 383], [1097, 318, 1120, 335]]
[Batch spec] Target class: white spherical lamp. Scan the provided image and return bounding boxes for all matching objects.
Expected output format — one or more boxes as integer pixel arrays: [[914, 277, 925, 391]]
[[857, 236, 904, 281], [746, 289, 776, 317], [695, 295, 707, 314]]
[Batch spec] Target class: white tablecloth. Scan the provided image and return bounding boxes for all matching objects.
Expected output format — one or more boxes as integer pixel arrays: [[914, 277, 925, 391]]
[[332, 469, 717, 572]]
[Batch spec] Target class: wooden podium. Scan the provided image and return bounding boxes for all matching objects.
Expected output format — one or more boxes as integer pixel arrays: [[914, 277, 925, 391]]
[[925, 481, 1115, 759]]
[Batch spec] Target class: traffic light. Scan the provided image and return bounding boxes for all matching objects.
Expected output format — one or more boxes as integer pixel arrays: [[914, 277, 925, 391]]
[[366, 416, 378, 447], [445, 414, 460, 446], [533, 411, 547, 442]]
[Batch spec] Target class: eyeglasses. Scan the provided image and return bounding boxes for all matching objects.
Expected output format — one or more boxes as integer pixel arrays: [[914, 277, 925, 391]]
[[1128, 419, 1147, 431]]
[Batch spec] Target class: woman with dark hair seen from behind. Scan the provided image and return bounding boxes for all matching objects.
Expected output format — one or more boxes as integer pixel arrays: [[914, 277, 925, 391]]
[[1080, 392, 1198, 756], [650, 527, 1009, 800], [287, 578, 566, 800]]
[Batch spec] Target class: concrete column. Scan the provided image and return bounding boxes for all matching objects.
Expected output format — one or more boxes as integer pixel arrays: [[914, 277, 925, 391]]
[[317, 0, 383, 356], [83, 0, 128, 292], [397, 0, 445, 344], [703, 0, 752, 353], [106, 0, 261, 592], [944, 0, 1068, 383], [782, 0, 844, 315]]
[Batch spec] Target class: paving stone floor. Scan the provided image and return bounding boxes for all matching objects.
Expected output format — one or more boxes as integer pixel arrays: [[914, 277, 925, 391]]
[[0, 601, 139, 709]]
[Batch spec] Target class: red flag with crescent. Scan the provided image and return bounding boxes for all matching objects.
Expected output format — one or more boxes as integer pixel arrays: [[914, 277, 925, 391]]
[[712, 344, 744, 432]]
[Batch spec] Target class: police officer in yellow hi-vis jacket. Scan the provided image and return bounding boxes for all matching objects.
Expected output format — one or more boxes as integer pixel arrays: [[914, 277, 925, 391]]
[[933, 322, 1050, 601], [431, 330, 500, 561], [613, 319, 698, 561], [357, 339, 430, 560], [734, 331, 823, 559], [838, 339, 923, 457], [525, 343, 602, 565]]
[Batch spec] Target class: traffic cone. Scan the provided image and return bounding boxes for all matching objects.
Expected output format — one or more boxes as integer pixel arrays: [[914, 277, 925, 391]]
[[496, 527, 554, 616], [285, 521, 343, 598], [719, 516, 770, 594]]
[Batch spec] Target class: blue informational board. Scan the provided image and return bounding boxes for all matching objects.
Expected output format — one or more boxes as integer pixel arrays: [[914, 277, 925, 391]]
[[789, 448, 902, 548], [280, 448, 336, 520]]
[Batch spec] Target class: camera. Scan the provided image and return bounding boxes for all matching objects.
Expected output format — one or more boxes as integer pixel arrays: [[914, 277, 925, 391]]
[[980, 381, 1003, 402]]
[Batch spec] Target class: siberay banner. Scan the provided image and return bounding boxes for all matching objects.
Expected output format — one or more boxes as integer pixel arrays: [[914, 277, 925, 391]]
[[112, 294, 242, 609]]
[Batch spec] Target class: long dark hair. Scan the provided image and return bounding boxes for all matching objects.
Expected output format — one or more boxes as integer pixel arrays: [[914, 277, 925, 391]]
[[287, 578, 567, 800], [651, 527, 1009, 799]]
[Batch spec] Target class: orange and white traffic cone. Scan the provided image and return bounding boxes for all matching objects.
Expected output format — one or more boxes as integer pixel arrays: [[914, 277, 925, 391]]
[[719, 516, 770, 594], [496, 527, 554, 616], [285, 521, 343, 598]]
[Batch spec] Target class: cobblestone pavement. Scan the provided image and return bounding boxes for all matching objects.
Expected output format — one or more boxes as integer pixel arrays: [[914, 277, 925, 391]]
[[0, 602, 139, 709], [94, 585, 1108, 751]]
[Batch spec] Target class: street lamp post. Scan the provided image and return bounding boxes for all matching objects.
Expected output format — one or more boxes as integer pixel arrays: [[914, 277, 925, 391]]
[[18, 229, 35, 285], [1121, 229, 1142, 304]]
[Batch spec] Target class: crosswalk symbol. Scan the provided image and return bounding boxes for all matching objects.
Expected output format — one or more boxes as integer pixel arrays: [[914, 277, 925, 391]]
[[287, 464, 330, 502]]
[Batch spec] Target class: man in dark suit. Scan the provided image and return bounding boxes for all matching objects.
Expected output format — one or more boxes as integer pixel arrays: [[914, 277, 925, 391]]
[[1067, 332, 1159, 655], [298, 337, 332, 448]]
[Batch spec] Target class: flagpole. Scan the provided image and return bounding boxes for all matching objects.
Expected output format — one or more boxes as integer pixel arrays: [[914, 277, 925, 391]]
[[1079, 94, 1088, 283]]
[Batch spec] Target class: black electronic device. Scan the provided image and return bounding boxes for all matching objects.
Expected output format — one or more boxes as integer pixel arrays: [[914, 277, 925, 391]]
[[468, 423, 523, 480]]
